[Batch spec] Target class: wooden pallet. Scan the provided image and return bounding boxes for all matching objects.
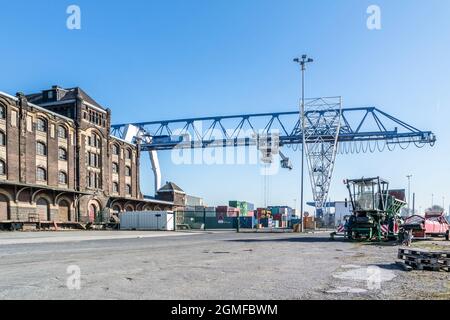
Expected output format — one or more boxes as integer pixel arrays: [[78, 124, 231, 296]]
[[399, 248, 450, 259], [398, 248, 450, 272], [402, 260, 441, 271], [398, 254, 438, 264]]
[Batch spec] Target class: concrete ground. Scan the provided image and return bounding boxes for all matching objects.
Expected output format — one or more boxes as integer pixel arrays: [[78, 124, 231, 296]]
[[0, 230, 449, 300]]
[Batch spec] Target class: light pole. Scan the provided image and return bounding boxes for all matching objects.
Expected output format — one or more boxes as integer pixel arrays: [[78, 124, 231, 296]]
[[406, 175, 412, 216], [294, 54, 314, 233]]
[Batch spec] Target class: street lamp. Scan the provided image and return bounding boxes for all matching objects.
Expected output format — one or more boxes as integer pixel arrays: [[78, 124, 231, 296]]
[[294, 54, 314, 233], [406, 175, 412, 216]]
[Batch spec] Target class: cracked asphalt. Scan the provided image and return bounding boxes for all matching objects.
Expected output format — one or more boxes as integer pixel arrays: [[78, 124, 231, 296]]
[[0, 230, 448, 300]]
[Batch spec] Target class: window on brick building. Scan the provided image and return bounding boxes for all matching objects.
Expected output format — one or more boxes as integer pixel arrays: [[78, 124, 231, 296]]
[[0, 160, 6, 175], [58, 171, 67, 184], [36, 167, 47, 181], [112, 162, 119, 174], [126, 149, 132, 160], [58, 125, 67, 139], [36, 142, 47, 156], [0, 106, 5, 119], [113, 182, 119, 193], [126, 184, 132, 195], [125, 166, 131, 176], [0, 131, 5, 146], [36, 118, 47, 132], [112, 144, 120, 155], [90, 133, 101, 148], [58, 148, 67, 161]]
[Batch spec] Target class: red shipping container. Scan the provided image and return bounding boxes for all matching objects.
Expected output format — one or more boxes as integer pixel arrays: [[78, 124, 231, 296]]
[[273, 214, 282, 221]]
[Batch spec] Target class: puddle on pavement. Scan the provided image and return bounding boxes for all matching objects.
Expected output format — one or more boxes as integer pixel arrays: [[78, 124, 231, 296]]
[[333, 265, 396, 282], [327, 265, 397, 294]]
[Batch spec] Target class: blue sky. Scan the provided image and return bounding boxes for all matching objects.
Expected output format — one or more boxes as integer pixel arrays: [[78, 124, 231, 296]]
[[1, 0, 449, 212]]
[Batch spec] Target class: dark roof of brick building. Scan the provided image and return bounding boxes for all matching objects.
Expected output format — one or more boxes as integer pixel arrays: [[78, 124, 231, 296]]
[[157, 182, 185, 194], [26, 86, 105, 110]]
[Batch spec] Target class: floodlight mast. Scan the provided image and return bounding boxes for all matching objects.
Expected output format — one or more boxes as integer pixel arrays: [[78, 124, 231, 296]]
[[294, 54, 314, 232]]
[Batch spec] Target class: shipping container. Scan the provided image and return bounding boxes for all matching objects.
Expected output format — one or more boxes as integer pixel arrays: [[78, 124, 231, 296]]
[[239, 216, 255, 229], [120, 211, 174, 231], [259, 218, 273, 228]]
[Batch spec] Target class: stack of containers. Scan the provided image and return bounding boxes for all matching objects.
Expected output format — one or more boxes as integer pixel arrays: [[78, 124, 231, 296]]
[[216, 206, 240, 218], [229, 201, 255, 217], [257, 208, 272, 228], [279, 207, 289, 228], [269, 206, 293, 228]]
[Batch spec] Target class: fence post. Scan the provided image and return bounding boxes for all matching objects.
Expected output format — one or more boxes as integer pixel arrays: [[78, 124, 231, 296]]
[[174, 211, 177, 231], [236, 211, 240, 233], [203, 207, 207, 231]]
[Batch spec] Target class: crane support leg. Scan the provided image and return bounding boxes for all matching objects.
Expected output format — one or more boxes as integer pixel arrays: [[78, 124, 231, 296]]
[[149, 150, 162, 193]]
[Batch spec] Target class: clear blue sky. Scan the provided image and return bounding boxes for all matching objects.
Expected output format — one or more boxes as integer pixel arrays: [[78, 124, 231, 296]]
[[1, 0, 449, 212]]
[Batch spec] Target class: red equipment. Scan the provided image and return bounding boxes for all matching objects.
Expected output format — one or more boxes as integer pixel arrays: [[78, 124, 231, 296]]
[[402, 211, 450, 240]]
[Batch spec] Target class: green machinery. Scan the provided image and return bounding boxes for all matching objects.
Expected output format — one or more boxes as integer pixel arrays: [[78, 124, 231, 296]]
[[344, 177, 406, 241]]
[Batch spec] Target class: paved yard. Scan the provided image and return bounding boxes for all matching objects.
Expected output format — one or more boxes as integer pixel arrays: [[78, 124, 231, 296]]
[[0, 230, 449, 300]]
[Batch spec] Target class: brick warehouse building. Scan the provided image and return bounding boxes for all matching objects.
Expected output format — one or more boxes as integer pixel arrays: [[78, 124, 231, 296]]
[[0, 86, 184, 225]]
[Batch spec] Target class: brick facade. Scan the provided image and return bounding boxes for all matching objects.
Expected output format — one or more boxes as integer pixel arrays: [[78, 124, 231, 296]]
[[0, 87, 175, 224]]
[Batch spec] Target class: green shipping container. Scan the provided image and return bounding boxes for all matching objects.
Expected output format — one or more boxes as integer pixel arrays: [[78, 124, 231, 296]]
[[229, 201, 249, 216]]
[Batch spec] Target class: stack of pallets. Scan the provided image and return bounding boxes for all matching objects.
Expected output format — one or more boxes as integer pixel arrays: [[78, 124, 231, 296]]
[[397, 248, 450, 272]]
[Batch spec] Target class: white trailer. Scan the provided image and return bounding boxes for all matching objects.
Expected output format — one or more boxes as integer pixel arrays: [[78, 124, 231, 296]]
[[119, 211, 175, 231]]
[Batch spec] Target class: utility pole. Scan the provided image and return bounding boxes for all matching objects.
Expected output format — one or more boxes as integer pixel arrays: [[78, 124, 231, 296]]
[[294, 54, 314, 233], [406, 175, 412, 216]]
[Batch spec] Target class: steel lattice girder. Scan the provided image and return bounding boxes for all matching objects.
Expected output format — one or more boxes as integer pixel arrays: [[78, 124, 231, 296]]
[[111, 104, 436, 151]]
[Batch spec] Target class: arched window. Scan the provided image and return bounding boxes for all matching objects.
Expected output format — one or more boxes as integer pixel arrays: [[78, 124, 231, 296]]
[[36, 118, 47, 132], [58, 125, 67, 139], [0, 105, 5, 119], [91, 133, 101, 148], [112, 144, 120, 155], [126, 149, 132, 159], [0, 160, 6, 175], [0, 131, 5, 146], [125, 166, 131, 176], [113, 182, 119, 193], [36, 141, 47, 156], [112, 162, 119, 174], [58, 147, 67, 161], [112, 205, 121, 214], [58, 171, 68, 184], [36, 167, 47, 181], [126, 184, 132, 195]]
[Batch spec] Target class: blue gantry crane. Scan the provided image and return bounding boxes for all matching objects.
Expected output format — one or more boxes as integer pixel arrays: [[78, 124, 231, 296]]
[[111, 98, 436, 217]]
